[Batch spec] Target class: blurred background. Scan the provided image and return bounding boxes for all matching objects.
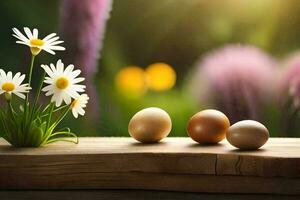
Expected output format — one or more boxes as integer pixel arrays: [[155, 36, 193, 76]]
[[1, 0, 300, 137]]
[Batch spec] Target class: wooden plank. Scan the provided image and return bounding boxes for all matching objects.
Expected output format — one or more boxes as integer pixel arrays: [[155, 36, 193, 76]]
[[0, 190, 299, 200], [0, 137, 299, 194]]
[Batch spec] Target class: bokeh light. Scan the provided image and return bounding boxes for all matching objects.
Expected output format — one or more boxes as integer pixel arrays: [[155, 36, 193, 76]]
[[115, 66, 147, 98], [4, 0, 300, 137], [145, 63, 177, 91]]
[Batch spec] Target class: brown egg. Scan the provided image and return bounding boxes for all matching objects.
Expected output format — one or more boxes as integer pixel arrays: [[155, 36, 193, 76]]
[[187, 109, 230, 144], [226, 120, 269, 150], [128, 107, 172, 143]]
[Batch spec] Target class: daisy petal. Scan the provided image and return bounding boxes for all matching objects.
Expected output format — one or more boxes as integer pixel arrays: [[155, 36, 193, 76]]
[[43, 33, 57, 41], [16, 74, 26, 85], [0, 69, 6, 79], [13, 28, 65, 55], [71, 70, 81, 78], [24, 27, 33, 39], [0, 70, 29, 99], [41, 64, 55, 78], [12, 28, 29, 41], [72, 77, 85, 84], [14, 92, 26, 99], [16, 41, 29, 45], [42, 84, 54, 92], [72, 109, 79, 118], [44, 36, 60, 44], [12, 72, 21, 84], [48, 46, 66, 51], [33, 28, 38, 38], [7, 71, 13, 81], [48, 40, 64, 46], [65, 64, 74, 74], [42, 47, 56, 55], [42, 60, 86, 108]]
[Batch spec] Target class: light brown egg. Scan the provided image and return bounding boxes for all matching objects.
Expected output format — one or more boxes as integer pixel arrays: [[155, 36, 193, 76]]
[[226, 120, 269, 150], [187, 109, 230, 144], [128, 107, 172, 143]]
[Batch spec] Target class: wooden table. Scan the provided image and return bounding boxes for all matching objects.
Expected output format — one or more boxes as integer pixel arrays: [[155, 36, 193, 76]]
[[0, 137, 299, 197]]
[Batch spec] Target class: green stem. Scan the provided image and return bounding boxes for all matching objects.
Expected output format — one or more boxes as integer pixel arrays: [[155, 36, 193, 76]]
[[41, 106, 71, 146], [42, 102, 52, 113], [41, 104, 69, 118], [24, 55, 36, 112], [7, 100, 19, 145], [46, 103, 55, 130], [54, 106, 71, 126], [53, 105, 69, 113], [0, 110, 12, 143], [33, 70, 45, 110], [8, 101, 16, 121], [28, 55, 36, 88], [49, 131, 78, 140], [45, 138, 78, 145], [22, 55, 36, 144]]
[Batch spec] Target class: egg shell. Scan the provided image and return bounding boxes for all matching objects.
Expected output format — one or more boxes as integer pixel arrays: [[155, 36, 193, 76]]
[[226, 120, 269, 150], [187, 109, 230, 144], [128, 107, 172, 143]]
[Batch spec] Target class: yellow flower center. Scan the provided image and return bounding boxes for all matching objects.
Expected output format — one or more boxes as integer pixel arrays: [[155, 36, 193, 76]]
[[29, 39, 44, 55], [55, 77, 69, 90], [30, 39, 44, 46], [2, 82, 15, 92], [71, 99, 79, 108]]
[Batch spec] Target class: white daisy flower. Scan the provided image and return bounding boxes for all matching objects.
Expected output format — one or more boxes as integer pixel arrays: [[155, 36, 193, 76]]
[[42, 59, 86, 107], [71, 94, 89, 118], [12, 27, 65, 55], [0, 69, 31, 99]]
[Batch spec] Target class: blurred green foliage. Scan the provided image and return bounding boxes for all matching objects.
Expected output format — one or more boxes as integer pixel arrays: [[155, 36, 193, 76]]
[[1, 0, 300, 137]]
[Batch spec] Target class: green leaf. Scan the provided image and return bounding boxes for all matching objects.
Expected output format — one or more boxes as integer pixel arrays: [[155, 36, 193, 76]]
[[26, 120, 43, 147]]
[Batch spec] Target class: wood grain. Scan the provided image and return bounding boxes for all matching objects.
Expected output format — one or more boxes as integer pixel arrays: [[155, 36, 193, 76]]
[[0, 137, 299, 194], [1, 190, 299, 200]]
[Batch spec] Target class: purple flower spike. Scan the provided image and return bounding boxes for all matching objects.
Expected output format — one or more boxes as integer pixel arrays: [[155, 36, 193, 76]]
[[60, 0, 113, 127], [280, 52, 300, 107], [194, 44, 276, 123], [60, 0, 112, 77], [278, 52, 300, 137]]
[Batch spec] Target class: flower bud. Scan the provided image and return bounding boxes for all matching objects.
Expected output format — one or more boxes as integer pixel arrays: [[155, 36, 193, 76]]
[[4, 92, 12, 101]]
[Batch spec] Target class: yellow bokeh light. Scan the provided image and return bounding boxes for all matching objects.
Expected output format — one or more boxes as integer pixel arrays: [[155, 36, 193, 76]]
[[115, 66, 147, 98], [145, 63, 176, 91]]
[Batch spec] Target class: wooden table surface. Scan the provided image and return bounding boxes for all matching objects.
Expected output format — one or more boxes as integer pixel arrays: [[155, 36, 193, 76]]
[[0, 137, 299, 195]]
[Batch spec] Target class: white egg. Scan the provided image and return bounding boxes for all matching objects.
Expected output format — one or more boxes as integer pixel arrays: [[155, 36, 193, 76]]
[[226, 120, 269, 150], [128, 107, 172, 143]]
